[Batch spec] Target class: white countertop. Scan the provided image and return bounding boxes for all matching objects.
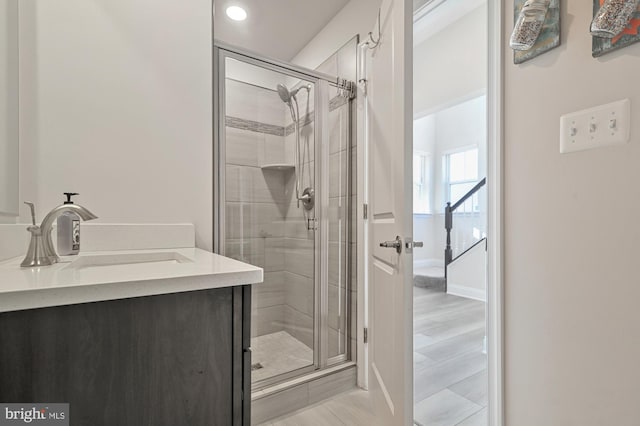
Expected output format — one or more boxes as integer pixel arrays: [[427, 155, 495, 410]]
[[0, 248, 263, 313]]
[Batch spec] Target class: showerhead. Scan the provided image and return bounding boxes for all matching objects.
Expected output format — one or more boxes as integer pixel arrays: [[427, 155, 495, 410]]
[[276, 84, 291, 104], [276, 83, 311, 105]]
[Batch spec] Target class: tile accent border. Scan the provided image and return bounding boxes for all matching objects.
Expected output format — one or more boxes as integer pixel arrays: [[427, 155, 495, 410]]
[[283, 96, 351, 136], [225, 95, 351, 138], [226, 116, 286, 137]]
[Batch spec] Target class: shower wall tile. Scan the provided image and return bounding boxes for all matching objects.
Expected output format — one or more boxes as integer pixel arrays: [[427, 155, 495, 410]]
[[328, 282, 347, 332], [285, 215, 314, 240], [283, 161, 315, 206], [264, 237, 286, 272], [225, 202, 285, 239], [253, 304, 285, 338], [284, 121, 315, 166], [301, 121, 315, 165], [225, 127, 286, 167], [265, 134, 286, 165], [328, 101, 350, 155], [284, 271, 314, 318], [226, 127, 265, 167], [254, 271, 286, 309], [225, 79, 286, 126], [224, 237, 298, 272], [284, 131, 295, 166], [225, 237, 265, 269], [328, 241, 349, 286], [284, 201, 315, 240], [329, 150, 349, 198], [225, 165, 288, 204], [258, 169, 289, 204], [283, 304, 314, 349], [283, 237, 315, 279], [328, 328, 347, 359], [328, 196, 349, 243]]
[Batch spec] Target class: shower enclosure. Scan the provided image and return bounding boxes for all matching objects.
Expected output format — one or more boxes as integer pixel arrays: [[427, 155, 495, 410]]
[[213, 42, 356, 391]]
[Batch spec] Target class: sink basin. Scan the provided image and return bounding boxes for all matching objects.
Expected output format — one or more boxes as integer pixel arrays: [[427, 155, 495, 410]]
[[64, 251, 193, 272]]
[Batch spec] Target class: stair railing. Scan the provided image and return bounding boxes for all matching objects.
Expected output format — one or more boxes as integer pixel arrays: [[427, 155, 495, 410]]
[[444, 177, 486, 290]]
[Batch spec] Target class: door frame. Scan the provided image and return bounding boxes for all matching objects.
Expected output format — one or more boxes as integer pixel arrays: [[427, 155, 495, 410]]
[[486, 0, 504, 423], [357, 0, 504, 424]]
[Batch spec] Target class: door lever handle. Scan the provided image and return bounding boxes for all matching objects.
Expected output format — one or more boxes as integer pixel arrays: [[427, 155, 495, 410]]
[[380, 236, 402, 254], [404, 238, 423, 253]]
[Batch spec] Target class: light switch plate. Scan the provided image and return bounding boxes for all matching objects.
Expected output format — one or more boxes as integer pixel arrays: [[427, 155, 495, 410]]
[[560, 99, 630, 154]]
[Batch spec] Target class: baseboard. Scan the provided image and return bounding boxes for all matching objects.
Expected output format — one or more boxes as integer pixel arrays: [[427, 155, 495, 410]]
[[447, 284, 486, 302]]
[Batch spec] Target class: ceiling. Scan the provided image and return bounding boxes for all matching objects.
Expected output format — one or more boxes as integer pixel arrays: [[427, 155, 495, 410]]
[[413, 0, 486, 46], [214, 0, 350, 61]]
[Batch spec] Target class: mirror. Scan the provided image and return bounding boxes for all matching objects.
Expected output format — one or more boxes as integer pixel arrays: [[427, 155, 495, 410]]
[[0, 0, 19, 220]]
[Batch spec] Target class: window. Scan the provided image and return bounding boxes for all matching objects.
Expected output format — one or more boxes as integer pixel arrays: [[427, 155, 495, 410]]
[[444, 147, 479, 213], [413, 151, 430, 214]]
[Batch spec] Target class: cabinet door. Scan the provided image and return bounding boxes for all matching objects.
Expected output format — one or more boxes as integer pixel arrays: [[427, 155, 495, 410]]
[[0, 288, 235, 426]]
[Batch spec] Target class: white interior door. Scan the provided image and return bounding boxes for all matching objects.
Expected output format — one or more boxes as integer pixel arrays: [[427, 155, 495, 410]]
[[365, 0, 413, 424]]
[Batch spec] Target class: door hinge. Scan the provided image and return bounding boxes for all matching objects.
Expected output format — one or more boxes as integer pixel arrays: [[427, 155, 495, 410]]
[[364, 327, 368, 344], [363, 204, 368, 220], [307, 218, 318, 230]]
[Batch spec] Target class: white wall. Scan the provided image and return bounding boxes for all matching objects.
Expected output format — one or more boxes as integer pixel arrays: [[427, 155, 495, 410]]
[[504, 1, 640, 424], [413, 3, 487, 116], [413, 115, 437, 262], [291, 0, 383, 70], [0, 0, 19, 221], [433, 96, 487, 213], [18, 0, 213, 250]]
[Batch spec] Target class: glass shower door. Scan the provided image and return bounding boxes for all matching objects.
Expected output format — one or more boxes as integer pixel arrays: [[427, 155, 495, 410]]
[[326, 82, 353, 362], [218, 53, 318, 388]]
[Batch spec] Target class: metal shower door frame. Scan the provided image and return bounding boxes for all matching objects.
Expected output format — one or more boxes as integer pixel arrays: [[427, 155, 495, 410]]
[[213, 41, 352, 390]]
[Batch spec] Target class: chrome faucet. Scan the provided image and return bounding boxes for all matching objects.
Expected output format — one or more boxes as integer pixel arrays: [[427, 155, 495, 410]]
[[21, 202, 98, 267]]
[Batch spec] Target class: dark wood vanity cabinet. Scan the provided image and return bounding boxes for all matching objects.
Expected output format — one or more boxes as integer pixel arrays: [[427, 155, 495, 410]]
[[0, 285, 252, 426]]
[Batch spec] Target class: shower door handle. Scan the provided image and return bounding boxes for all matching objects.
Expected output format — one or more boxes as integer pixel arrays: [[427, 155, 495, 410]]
[[380, 236, 402, 254]]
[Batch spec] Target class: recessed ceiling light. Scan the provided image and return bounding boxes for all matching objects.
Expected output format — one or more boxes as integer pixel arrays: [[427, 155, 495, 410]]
[[226, 6, 247, 21]]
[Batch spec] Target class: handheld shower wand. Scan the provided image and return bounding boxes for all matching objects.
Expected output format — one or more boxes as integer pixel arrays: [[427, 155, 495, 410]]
[[276, 83, 314, 211]]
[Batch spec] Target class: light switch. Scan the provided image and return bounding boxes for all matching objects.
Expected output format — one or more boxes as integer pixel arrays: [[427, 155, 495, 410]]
[[560, 99, 630, 154]]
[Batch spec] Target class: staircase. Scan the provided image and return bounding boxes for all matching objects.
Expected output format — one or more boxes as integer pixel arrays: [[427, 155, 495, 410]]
[[445, 177, 486, 292], [413, 178, 487, 294]]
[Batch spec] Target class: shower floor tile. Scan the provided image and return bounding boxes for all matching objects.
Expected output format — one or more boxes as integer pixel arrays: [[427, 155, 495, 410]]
[[252, 331, 314, 383]]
